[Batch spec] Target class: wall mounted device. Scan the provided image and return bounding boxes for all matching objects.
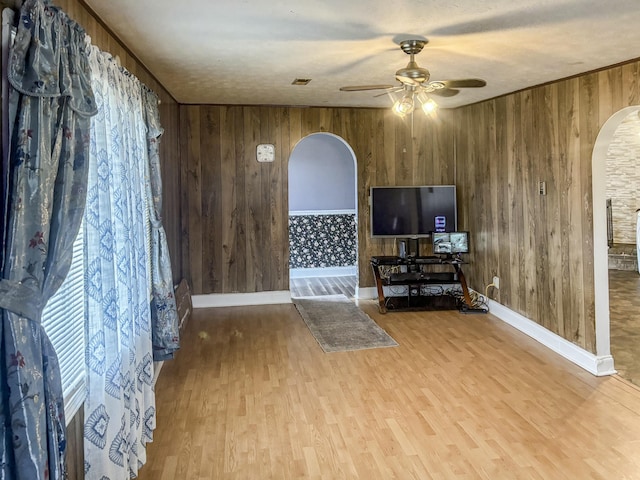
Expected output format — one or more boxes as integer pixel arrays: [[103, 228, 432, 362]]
[[256, 143, 275, 162]]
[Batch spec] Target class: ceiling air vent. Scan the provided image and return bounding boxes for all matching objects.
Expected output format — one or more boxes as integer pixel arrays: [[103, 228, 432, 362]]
[[291, 78, 311, 85]]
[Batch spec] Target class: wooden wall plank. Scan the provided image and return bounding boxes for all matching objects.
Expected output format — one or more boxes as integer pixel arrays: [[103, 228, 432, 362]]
[[547, 83, 564, 335], [487, 100, 497, 285], [358, 110, 374, 275], [269, 108, 287, 291], [379, 110, 396, 187], [220, 107, 238, 292], [201, 106, 222, 293], [395, 116, 412, 185], [579, 73, 599, 352], [514, 93, 527, 314], [533, 86, 550, 331], [556, 80, 573, 341], [259, 106, 273, 291], [622, 62, 639, 105], [244, 107, 262, 291], [521, 90, 539, 323], [184, 107, 203, 293], [454, 108, 470, 232], [65, 407, 84, 480], [158, 101, 182, 283], [495, 96, 511, 307], [179, 108, 191, 286], [233, 107, 248, 291], [566, 76, 585, 343]]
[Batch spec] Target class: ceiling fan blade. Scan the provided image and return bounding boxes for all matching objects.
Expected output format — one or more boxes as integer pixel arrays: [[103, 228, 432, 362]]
[[429, 3, 619, 37], [442, 79, 487, 88], [373, 86, 404, 97], [327, 47, 398, 75], [430, 88, 460, 97], [339, 84, 395, 92]]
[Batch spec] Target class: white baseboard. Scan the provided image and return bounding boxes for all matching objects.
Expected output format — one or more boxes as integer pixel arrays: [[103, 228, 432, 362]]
[[193, 290, 292, 308], [153, 361, 163, 387], [355, 286, 377, 300], [192, 287, 615, 377], [290, 266, 357, 278], [487, 298, 616, 377], [359, 289, 615, 376]]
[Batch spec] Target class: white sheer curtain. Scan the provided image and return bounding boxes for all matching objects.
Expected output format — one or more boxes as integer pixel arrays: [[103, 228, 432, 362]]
[[82, 45, 155, 479]]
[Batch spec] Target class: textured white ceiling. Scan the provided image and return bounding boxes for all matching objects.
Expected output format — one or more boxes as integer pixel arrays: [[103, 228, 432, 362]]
[[84, 0, 640, 109]]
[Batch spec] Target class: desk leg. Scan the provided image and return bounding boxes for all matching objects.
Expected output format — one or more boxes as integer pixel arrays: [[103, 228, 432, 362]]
[[371, 264, 387, 314], [455, 265, 473, 308]]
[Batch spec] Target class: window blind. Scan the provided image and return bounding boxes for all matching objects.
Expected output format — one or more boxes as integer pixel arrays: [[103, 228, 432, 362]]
[[41, 220, 86, 423]]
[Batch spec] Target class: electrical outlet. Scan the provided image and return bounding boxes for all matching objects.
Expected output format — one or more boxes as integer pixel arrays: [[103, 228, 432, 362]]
[[493, 275, 500, 289]]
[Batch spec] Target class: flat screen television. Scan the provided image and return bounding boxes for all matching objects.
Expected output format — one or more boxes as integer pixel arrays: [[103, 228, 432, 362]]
[[370, 185, 457, 238], [432, 231, 470, 255]]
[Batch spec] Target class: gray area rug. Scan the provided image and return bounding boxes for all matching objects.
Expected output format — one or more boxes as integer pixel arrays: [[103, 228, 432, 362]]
[[293, 294, 398, 352]]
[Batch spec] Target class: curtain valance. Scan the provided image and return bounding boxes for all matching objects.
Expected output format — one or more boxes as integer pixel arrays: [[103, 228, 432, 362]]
[[143, 88, 163, 139], [8, 0, 96, 116]]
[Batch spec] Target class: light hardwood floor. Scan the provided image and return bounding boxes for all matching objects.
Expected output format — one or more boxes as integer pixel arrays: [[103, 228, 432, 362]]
[[290, 275, 357, 299], [139, 298, 640, 479], [292, 273, 640, 387], [609, 269, 640, 385]]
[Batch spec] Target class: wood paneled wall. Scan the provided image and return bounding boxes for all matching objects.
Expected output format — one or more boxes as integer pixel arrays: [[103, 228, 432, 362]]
[[179, 106, 456, 294], [180, 59, 640, 355], [454, 61, 640, 354]]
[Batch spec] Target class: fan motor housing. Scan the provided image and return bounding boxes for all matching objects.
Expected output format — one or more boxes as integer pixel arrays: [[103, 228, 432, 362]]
[[396, 61, 430, 84], [396, 39, 430, 84], [399, 39, 428, 55]]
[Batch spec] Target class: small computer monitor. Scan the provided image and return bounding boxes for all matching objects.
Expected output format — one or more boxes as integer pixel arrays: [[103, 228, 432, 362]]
[[432, 231, 469, 255]]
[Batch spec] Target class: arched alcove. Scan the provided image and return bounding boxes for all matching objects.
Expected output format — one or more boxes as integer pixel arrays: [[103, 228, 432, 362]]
[[288, 133, 358, 291], [592, 106, 640, 374]]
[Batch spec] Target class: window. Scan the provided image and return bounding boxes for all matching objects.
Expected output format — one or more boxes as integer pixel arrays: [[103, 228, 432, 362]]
[[41, 220, 86, 423]]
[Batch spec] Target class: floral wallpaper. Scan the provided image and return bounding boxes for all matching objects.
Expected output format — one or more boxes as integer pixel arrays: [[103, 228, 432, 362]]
[[289, 213, 357, 268]]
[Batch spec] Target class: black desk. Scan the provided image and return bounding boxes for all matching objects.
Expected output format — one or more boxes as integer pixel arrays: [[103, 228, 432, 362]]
[[370, 256, 472, 313]]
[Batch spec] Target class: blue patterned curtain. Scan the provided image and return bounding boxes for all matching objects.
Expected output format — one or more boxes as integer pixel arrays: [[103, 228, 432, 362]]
[[143, 89, 179, 361], [0, 1, 96, 479], [82, 46, 156, 480]]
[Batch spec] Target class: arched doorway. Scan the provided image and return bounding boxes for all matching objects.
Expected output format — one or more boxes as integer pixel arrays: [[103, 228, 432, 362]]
[[288, 133, 358, 298], [592, 106, 640, 379]]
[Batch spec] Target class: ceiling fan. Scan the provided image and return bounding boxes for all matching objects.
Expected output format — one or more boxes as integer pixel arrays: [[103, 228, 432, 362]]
[[339, 39, 486, 116]]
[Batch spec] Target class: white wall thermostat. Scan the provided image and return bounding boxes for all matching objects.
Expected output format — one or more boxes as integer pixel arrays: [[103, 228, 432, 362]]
[[256, 143, 275, 162]]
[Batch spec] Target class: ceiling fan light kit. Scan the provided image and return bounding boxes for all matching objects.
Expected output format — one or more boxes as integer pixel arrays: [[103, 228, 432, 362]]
[[420, 96, 438, 115], [340, 38, 486, 118], [393, 94, 416, 117]]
